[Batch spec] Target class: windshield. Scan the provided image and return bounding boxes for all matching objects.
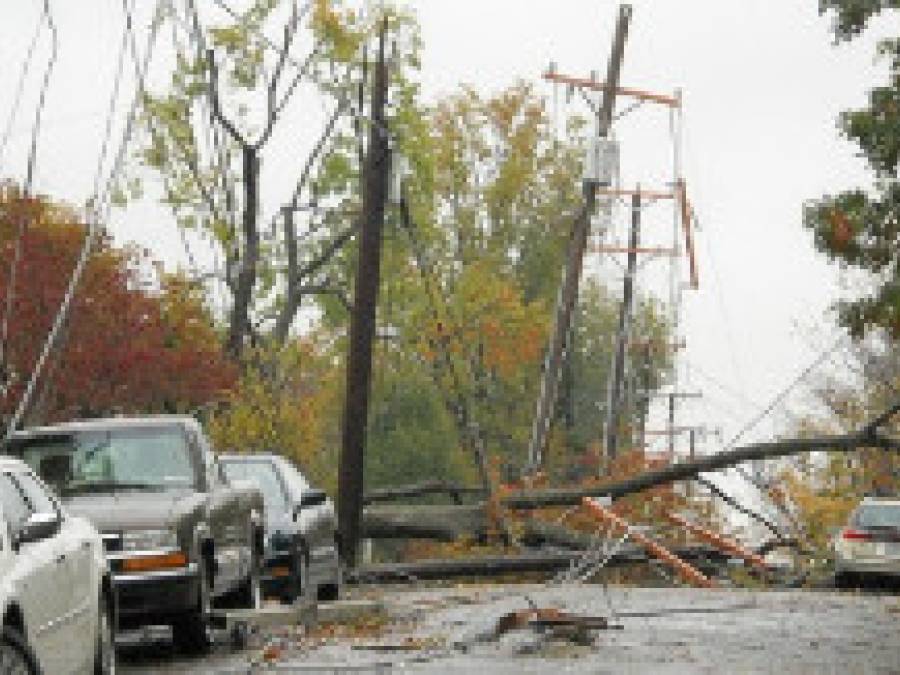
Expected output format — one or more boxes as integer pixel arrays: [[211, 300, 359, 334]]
[[853, 503, 900, 528], [12, 426, 197, 495], [221, 460, 288, 516]]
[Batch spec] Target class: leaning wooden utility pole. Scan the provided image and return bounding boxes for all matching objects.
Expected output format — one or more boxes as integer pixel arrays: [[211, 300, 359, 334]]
[[525, 4, 632, 474], [338, 21, 390, 568], [603, 190, 641, 461]]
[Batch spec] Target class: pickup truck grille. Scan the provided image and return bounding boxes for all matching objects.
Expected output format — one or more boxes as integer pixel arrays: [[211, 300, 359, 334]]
[[101, 532, 123, 553]]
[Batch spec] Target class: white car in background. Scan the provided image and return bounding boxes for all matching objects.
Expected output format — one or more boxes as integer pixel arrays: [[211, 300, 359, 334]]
[[0, 457, 114, 674], [834, 496, 900, 588]]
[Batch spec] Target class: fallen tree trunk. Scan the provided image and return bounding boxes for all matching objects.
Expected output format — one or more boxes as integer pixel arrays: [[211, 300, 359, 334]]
[[503, 433, 899, 509], [362, 504, 488, 541], [363, 480, 485, 506], [348, 546, 729, 583], [361, 431, 900, 540]]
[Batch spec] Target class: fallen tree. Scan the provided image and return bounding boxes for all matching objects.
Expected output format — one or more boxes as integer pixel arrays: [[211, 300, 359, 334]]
[[363, 480, 485, 506], [504, 430, 900, 509], [361, 423, 900, 540], [348, 545, 729, 583]]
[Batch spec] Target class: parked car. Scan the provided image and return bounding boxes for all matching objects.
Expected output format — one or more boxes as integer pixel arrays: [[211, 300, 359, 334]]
[[7, 416, 265, 654], [833, 496, 900, 588], [219, 454, 341, 603], [0, 456, 113, 674]]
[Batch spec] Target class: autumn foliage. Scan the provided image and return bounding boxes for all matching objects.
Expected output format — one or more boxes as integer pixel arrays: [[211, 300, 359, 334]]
[[0, 187, 236, 425]]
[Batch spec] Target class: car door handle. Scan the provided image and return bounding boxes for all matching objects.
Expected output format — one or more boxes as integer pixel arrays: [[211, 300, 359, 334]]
[[81, 541, 91, 549], [56, 553, 66, 564]]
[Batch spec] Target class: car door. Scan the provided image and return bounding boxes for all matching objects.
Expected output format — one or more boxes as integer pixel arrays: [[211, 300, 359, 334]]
[[0, 471, 70, 673], [15, 470, 95, 670]]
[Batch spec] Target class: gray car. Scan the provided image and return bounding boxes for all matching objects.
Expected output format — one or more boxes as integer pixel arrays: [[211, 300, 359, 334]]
[[219, 454, 341, 603], [7, 416, 265, 654]]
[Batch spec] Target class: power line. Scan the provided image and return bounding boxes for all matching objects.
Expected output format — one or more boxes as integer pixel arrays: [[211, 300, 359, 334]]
[[23, 0, 59, 196], [3, 0, 167, 440], [0, 10, 45, 174], [723, 332, 847, 451]]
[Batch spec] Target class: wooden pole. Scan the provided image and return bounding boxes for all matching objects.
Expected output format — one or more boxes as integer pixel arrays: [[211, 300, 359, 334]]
[[338, 22, 390, 568], [525, 4, 632, 474], [604, 190, 641, 463]]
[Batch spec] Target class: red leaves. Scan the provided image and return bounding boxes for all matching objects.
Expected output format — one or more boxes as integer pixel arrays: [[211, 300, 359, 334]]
[[0, 193, 235, 422]]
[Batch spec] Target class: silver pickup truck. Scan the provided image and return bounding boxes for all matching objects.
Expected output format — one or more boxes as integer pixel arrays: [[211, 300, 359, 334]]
[[7, 415, 265, 654]]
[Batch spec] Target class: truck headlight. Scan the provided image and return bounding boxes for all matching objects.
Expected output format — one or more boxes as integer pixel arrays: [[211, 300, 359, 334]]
[[121, 529, 178, 551]]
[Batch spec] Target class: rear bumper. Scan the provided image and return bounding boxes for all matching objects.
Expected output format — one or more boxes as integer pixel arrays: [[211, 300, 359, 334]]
[[835, 557, 900, 577], [112, 564, 201, 627]]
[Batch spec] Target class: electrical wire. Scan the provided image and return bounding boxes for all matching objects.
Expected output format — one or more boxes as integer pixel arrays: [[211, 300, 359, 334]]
[[3, 0, 166, 440], [0, 13, 44, 174], [22, 0, 59, 196]]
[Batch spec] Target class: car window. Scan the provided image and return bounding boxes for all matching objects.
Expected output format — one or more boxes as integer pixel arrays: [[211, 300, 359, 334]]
[[853, 503, 900, 528], [0, 473, 31, 532], [12, 426, 197, 494], [221, 461, 288, 513], [14, 472, 59, 517]]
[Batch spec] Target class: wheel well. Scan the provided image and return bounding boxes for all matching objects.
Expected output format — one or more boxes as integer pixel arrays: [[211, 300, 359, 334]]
[[3, 604, 25, 635]]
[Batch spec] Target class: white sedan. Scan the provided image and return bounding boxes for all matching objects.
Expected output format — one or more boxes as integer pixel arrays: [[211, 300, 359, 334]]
[[834, 496, 900, 588], [0, 457, 114, 674]]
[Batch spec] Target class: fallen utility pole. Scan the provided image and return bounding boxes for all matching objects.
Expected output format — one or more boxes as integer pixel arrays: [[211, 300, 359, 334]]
[[582, 498, 716, 588], [348, 546, 729, 583], [338, 21, 390, 568], [526, 4, 632, 474], [603, 190, 641, 462], [665, 511, 768, 571]]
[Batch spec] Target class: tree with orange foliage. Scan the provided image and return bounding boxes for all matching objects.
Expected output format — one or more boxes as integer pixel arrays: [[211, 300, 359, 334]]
[[0, 186, 236, 427]]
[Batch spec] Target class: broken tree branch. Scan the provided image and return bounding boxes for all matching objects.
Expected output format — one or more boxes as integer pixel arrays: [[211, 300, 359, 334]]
[[504, 432, 900, 510]]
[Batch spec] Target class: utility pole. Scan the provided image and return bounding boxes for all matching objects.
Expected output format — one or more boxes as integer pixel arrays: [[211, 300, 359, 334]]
[[604, 189, 641, 462], [338, 21, 390, 568], [525, 4, 632, 474]]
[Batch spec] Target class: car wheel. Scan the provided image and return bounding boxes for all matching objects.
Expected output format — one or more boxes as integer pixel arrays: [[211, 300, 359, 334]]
[[93, 594, 116, 674], [233, 553, 262, 610], [0, 626, 39, 675], [318, 542, 342, 602], [280, 543, 303, 605], [834, 572, 855, 590], [172, 555, 212, 655]]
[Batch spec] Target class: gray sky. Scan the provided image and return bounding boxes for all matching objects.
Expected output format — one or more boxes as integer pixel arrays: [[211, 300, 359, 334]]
[[0, 2, 894, 487]]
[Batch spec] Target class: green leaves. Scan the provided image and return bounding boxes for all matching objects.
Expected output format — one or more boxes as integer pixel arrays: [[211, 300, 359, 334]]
[[818, 0, 900, 40], [807, 1, 900, 338]]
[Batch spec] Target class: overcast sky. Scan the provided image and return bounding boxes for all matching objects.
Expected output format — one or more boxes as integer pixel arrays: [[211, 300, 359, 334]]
[[0, 1, 894, 498]]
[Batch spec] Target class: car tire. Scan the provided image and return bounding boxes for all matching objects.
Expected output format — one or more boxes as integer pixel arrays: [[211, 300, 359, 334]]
[[0, 626, 40, 675], [834, 572, 856, 590], [280, 542, 305, 605], [172, 557, 212, 655], [318, 541, 342, 602], [233, 554, 262, 610], [93, 594, 116, 674]]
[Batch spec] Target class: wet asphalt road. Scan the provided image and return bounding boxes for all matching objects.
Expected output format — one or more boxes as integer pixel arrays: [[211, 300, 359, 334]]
[[119, 584, 900, 673]]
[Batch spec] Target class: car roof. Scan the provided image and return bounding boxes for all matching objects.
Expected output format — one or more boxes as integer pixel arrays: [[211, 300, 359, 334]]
[[10, 415, 199, 439]]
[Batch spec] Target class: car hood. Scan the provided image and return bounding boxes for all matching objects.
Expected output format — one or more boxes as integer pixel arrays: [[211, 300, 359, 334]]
[[64, 490, 204, 532]]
